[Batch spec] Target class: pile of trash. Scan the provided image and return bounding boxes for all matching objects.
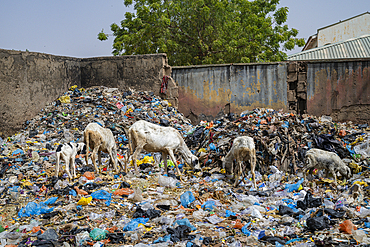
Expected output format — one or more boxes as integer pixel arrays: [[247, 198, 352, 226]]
[[0, 85, 370, 246]]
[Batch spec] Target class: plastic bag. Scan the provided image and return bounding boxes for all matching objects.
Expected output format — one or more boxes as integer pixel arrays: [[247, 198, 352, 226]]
[[306, 216, 330, 231], [123, 218, 149, 232], [339, 220, 357, 234], [180, 191, 195, 208], [285, 178, 304, 192], [297, 192, 321, 210], [202, 201, 216, 211], [91, 190, 112, 206], [173, 218, 196, 231], [77, 196, 92, 206], [158, 175, 178, 188], [18, 201, 54, 217], [89, 228, 108, 241]]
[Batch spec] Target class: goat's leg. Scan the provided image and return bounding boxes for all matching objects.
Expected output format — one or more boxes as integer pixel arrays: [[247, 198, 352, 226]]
[[71, 153, 77, 179], [131, 145, 144, 175], [161, 152, 168, 174], [108, 148, 119, 173], [233, 160, 242, 187], [92, 146, 101, 174], [251, 152, 257, 189], [65, 157, 72, 180], [329, 167, 337, 185], [56, 153, 61, 178], [168, 149, 182, 176]]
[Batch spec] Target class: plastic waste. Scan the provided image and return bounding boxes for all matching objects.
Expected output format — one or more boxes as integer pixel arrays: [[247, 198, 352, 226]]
[[306, 216, 330, 231], [180, 191, 195, 208], [158, 175, 178, 188], [89, 228, 108, 241], [91, 190, 112, 206], [173, 218, 196, 231], [339, 220, 357, 234]]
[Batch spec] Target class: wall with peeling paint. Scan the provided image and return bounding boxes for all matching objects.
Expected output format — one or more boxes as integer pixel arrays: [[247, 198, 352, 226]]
[[307, 60, 370, 122], [172, 63, 288, 121]]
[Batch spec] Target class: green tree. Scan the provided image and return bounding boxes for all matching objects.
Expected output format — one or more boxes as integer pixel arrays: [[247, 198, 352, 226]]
[[98, 0, 305, 66]]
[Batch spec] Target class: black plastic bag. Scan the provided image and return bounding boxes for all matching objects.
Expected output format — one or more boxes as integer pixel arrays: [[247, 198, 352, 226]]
[[297, 192, 322, 210], [167, 225, 196, 243], [260, 236, 286, 245], [306, 216, 330, 231], [278, 205, 295, 216], [107, 232, 126, 244], [132, 206, 161, 219], [324, 208, 345, 218]]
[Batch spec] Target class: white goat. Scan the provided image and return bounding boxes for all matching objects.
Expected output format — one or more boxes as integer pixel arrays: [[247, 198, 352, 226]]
[[55, 142, 86, 179], [128, 120, 200, 175], [304, 148, 351, 184], [83, 123, 120, 174], [222, 136, 256, 188]]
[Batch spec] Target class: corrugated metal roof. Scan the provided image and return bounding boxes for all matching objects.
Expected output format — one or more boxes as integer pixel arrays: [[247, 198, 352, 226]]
[[287, 34, 370, 61]]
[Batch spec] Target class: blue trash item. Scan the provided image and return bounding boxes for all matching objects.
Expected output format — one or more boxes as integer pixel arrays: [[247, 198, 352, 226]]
[[174, 218, 196, 231], [225, 210, 236, 217], [258, 230, 265, 240], [202, 201, 216, 211], [180, 191, 195, 208], [44, 197, 58, 205], [123, 218, 149, 231], [209, 143, 216, 151], [12, 149, 24, 156], [285, 178, 304, 192], [91, 190, 112, 206], [275, 241, 284, 247], [153, 234, 171, 244], [241, 223, 251, 236], [364, 222, 370, 228], [285, 238, 305, 245], [18, 201, 54, 217], [89, 228, 108, 241]]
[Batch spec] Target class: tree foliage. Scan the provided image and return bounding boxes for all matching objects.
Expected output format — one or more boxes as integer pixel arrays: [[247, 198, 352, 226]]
[[98, 0, 305, 66]]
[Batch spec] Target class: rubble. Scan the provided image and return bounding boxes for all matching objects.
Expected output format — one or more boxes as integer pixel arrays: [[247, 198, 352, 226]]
[[0, 85, 370, 246]]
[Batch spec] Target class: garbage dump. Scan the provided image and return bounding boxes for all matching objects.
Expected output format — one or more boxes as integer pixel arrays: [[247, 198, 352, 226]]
[[0, 85, 370, 246]]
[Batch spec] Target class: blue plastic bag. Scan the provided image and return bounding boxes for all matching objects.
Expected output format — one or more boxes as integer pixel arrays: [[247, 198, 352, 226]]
[[285, 178, 304, 192], [241, 223, 251, 236], [18, 201, 54, 217], [44, 197, 58, 205], [209, 143, 216, 151], [69, 189, 77, 197], [202, 201, 216, 211], [225, 210, 236, 217], [174, 218, 196, 231], [123, 218, 149, 231], [180, 191, 195, 208], [91, 190, 112, 206]]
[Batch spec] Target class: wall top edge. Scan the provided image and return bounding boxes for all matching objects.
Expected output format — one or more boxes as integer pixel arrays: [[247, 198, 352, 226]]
[[0, 48, 167, 60], [172, 61, 288, 69]]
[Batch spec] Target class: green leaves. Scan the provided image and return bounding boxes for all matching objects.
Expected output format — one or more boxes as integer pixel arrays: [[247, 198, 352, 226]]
[[97, 29, 108, 41], [99, 0, 304, 65]]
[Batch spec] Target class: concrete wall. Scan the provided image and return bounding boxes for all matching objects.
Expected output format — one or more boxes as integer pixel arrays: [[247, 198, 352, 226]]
[[307, 59, 370, 122], [172, 63, 287, 122], [0, 49, 81, 137], [0, 49, 174, 137]]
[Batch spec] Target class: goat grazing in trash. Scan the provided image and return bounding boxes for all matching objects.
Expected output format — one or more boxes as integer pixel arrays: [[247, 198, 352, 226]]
[[83, 123, 122, 174], [304, 148, 351, 184], [222, 136, 257, 188], [128, 120, 200, 175], [56, 142, 86, 179]]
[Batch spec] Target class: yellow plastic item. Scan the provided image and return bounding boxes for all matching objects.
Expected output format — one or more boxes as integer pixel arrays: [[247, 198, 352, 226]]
[[349, 162, 362, 174], [130, 156, 154, 165], [198, 148, 206, 153], [353, 181, 368, 187], [77, 196, 92, 206], [69, 85, 78, 91], [59, 95, 71, 103]]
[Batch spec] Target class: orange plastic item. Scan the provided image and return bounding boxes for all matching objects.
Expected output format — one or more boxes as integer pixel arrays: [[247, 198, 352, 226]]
[[74, 186, 89, 196], [260, 119, 267, 125], [339, 129, 346, 137], [339, 220, 357, 234], [113, 188, 134, 196], [106, 226, 118, 233], [32, 226, 44, 234], [83, 172, 95, 180], [234, 219, 244, 229], [39, 185, 47, 193]]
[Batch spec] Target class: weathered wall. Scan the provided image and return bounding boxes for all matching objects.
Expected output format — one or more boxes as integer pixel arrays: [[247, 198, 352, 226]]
[[172, 63, 288, 122], [307, 60, 370, 122], [0, 49, 81, 137], [0, 50, 174, 137]]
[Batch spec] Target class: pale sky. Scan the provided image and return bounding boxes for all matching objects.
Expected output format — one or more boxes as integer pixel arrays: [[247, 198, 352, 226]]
[[0, 0, 369, 58]]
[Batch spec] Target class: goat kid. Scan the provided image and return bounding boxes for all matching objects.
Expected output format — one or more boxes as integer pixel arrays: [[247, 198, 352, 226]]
[[304, 148, 351, 184], [222, 136, 257, 188], [128, 120, 200, 175], [56, 142, 86, 179], [83, 123, 122, 174]]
